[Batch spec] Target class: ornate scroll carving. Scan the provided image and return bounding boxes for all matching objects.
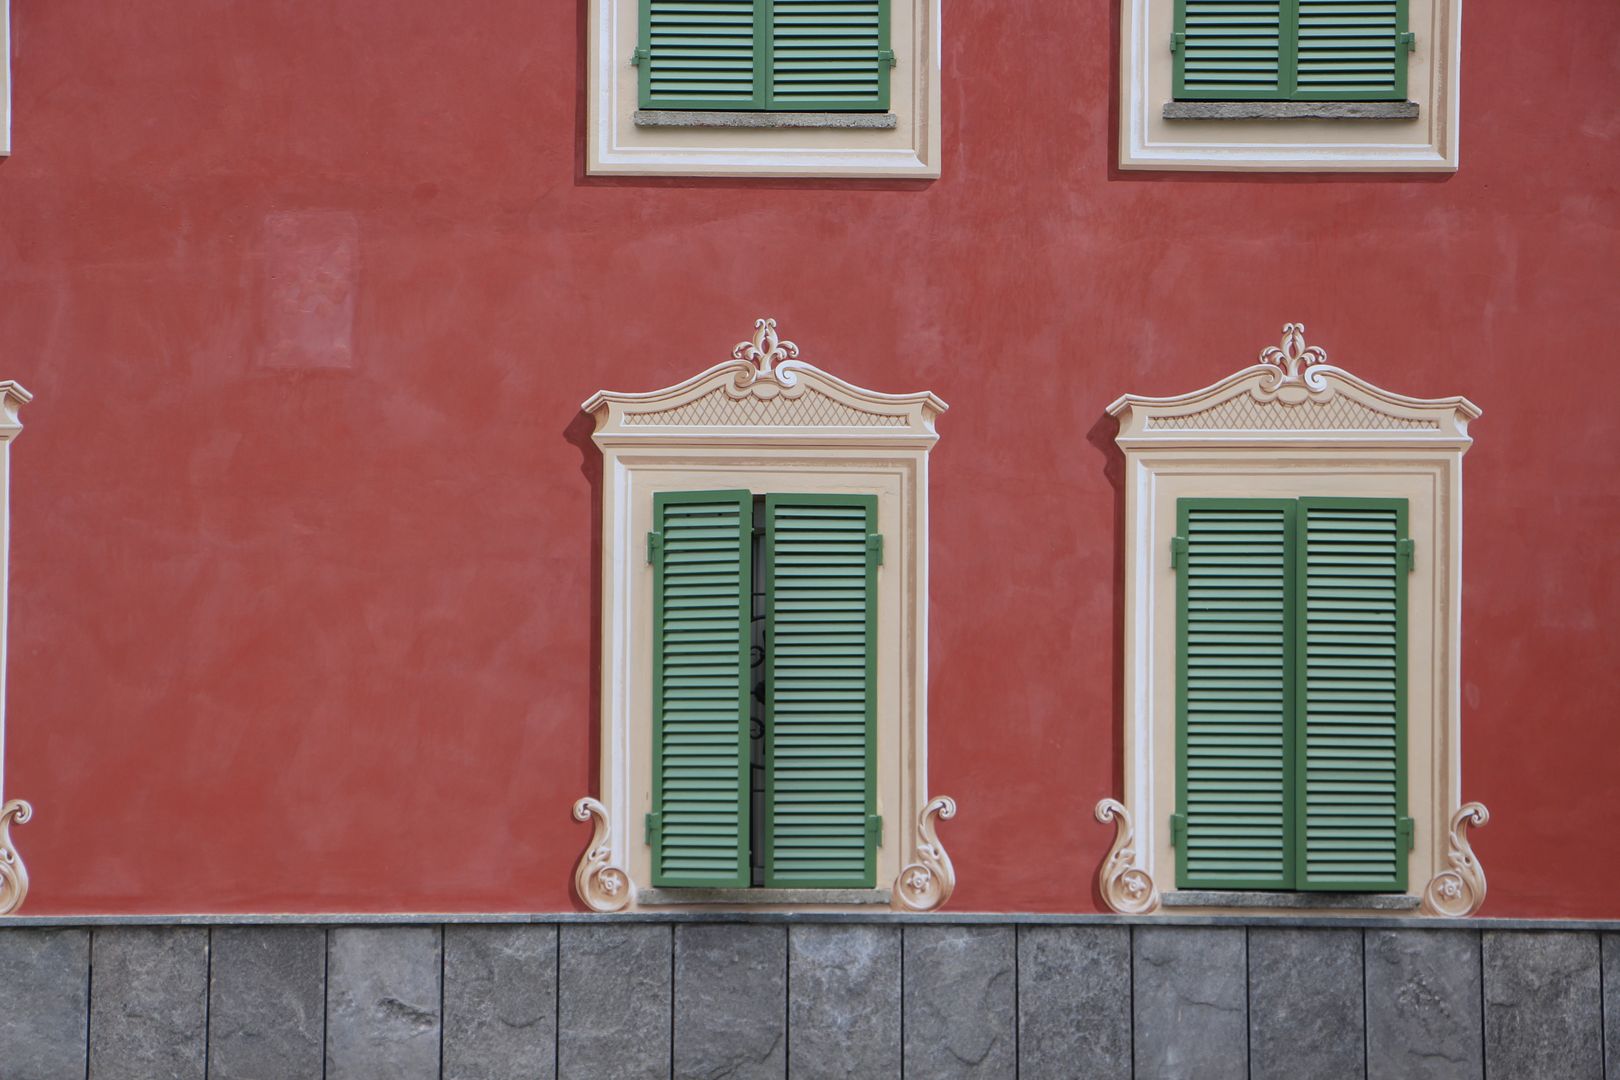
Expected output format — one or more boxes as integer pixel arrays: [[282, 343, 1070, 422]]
[[1258, 322, 1330, 392], [733, 318, 799, 374], [572, 797, 633, 913], [1094, 798, 1160, 914], [1422, 802, 1489, 917], [891, 796, 957, 912], [0, 799, 32, 916]]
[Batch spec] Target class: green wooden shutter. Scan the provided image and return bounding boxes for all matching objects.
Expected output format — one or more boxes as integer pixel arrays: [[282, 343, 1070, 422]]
[[1293, 0, 1408, 100], [768, 0, 890, 111], [1176, 499, 1296, 889], [650, 490, 753, 888], [1296, 498, 1409, 891], [762, 494, 878, 888], [638, 0, 767, 110], [1173, 0, 1289, 100]]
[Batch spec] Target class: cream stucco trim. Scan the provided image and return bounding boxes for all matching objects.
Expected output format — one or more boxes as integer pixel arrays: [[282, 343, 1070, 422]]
[[0, 382, 31, 915], [2, 0, 12, 156], [1119, 0, 1462, 171], [586, 0, 941, 177], [582, 320, 951, 912], [1105, 326, 1483, 916]]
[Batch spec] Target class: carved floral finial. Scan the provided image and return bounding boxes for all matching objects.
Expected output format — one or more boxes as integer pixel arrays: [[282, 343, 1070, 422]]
[[1422, 802, 1489, 917], [1259, 323, 1328, 381], [1094, 798, 1159, 914], [733, 318, 800, 374], [572, 797, 633, 913], [891, 796, 957, 912], [0, 799, 33, 915]]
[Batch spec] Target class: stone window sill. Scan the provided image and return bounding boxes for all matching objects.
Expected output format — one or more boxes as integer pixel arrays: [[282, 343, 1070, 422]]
[[633, 110, 899, 130], [1162, 101, 1420, 121], [1163, 890, 1422, 912], [636, 888, 893, 907]]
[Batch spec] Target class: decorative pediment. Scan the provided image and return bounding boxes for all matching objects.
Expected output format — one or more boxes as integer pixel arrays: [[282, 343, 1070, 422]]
[[584, 319, 947, 444], [1109, 325, 1480, 447]]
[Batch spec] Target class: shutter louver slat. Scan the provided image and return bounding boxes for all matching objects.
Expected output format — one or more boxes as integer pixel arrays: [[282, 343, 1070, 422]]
[[652, 491, 753, 887], [1178, 502, 1295, 889], [1299, 499, 1407, 890], [1176, 0, 1286, 99], [1294, 0, 1405, 99], [764, 495, 877, 888], [770, 0, 888, 110], [643, 0, 763, 108]]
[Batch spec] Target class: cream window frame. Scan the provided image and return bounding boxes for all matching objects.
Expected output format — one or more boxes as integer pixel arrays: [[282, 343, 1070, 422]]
[[1118, 0, 1462, 171], [575, 320, 955, 912], [585, 0, 941, 178], [2, 0, 11, 157], [1097, 325, 1489, 917]]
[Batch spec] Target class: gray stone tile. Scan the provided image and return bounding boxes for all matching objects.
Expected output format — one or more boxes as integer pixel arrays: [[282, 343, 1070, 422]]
[[0, 928, 90, 1080], [788, 924, 901, 1080], [443, 924, 557, 1080], [1133, 925, 1247, 1080], [557, 922, 670, 1080], [208, 926, 325, 1080], [87, 926, 209, 1080], [1483, 930, 1603, 1080], [902, 925, 1016, 1079], [1016, 925, 1130, 1080], [1247, 927, 1363, 1080], [1365, 928, 1482, 1080], [325, 926, 442, 1080], [673, 923, 785, 1080], [1604, 934, 1619, 1080]]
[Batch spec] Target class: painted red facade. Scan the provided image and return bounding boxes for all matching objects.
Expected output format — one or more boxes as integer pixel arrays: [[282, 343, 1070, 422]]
[[0, 1, 1616, 916]]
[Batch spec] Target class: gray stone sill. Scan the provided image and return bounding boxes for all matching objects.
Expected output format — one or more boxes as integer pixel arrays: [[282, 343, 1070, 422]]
[[634, 109, 898, 130], [1163, 890, 1422, 912], [1163, 101, 1420, 121], [636, 888, 892, 907]]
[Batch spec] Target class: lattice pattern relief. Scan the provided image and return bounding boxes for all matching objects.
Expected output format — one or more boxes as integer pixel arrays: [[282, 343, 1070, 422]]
[[623, 387, 908, 428], [1146, 394, 1439, 431]]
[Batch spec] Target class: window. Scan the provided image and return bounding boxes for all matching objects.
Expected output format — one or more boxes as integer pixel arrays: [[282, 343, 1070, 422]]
[[1119, 0, 1461, 170], [588, 0, 940, 177], [1097, 324, 1490, 916], [1175, 496, 1410, 893], [637, 0, 892, 113], [573, 319, 955, 912]]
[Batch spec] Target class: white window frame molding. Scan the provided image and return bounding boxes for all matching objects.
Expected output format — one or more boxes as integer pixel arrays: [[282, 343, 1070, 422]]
[[1118, 0, 1462, 172], [574, 319, 956, 913], [0, 382, 32, 915], [1095, 325, 1490, 917], [586, 0, 941, 178], [2, 0, 12, 156]]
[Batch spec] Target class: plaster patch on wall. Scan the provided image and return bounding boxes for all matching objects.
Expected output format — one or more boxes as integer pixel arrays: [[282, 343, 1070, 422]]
[[259, 212, 359, 370]]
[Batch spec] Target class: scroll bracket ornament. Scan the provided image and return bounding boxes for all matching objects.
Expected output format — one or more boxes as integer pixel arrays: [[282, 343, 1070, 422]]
[[1422, 802, 1489, 917], [0, 799, 32, 916], [572, 797, 633, 913], [733, 318, 800, 376], [1258, 322, 1331, 395], [1094, 798, 1160, 914], [891, 796, 957, 912]]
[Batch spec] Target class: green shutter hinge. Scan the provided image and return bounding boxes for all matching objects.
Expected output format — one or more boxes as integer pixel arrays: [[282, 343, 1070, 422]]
[[1397, 538, 1416, 574], [879, 48, 896, 68], [631, 46, 650, 66], [647, 530, 663, 564], [867, 533, 884, 567], [1397, 816, 1415, 852], [1399, 31, 1416, 52], [1170, 32, 1186, 53], [1169, 812, 1186, 848], [1170, 536, 1188, 570], [645, 811, 662, 845], [866, 814, 884, 845]]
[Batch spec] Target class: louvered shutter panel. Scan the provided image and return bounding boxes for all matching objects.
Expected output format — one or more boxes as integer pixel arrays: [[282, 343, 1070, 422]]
[[639, 0, 766, 110], [763, 494, 878, 888], [769, 0, 890, 111], [650, 491, 753, 888], [1173, 0, 1288, 100], [1297, 499, 1409, 891], [1293, 0, 1407, 100], [1176, 500, 1296, 889]]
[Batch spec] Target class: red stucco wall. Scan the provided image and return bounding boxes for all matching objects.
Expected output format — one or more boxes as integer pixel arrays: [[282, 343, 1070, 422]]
[[0, 2, 1616, 916]]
